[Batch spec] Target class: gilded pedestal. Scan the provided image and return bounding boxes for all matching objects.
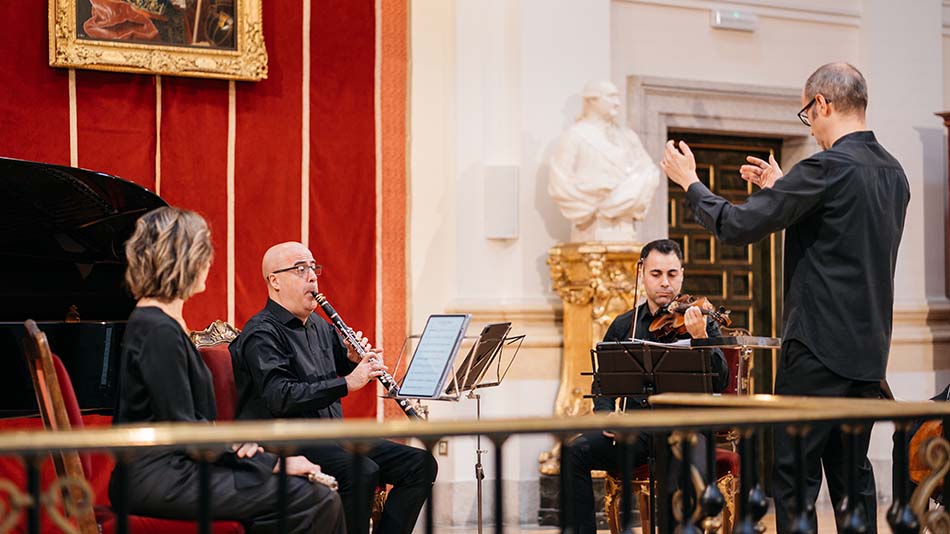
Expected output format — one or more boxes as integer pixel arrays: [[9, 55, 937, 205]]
[[538, 242, 641, 475]]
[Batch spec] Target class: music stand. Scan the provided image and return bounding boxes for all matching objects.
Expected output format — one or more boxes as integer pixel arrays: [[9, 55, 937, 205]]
[[587, 341, 717, 534], [394, 322, 524, 534]]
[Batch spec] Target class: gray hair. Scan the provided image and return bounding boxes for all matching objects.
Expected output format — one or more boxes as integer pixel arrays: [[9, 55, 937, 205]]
[[804, 63, 868, 116]]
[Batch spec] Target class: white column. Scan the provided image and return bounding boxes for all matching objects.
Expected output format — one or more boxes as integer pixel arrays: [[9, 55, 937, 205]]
[[860, 0, 949, 398], [858, 0, 948, 506], [414, 0, 613, 525]]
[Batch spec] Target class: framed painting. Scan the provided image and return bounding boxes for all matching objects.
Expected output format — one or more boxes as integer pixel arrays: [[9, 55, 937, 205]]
[[49, 0, 268, 81]]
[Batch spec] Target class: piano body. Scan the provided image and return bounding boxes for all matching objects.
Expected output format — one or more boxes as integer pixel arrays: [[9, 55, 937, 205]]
[[0, 157, 166, 417]]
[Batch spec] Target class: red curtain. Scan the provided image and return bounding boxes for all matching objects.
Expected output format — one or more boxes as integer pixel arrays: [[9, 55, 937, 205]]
[[0, 0, 394, 419]]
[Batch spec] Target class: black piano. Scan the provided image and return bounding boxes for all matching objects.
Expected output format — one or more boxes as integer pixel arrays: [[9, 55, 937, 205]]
[[0, 157, 166, 417]]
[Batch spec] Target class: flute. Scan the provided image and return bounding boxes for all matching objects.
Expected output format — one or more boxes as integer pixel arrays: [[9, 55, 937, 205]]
[[313, 293, 425, 421]]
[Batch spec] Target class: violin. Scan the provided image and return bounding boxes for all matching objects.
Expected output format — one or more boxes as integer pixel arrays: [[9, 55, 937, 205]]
[[648, 294, 732, 342]]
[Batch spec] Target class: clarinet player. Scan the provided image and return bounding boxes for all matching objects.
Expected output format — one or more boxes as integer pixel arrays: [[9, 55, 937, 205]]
[[230, 241, 438, 534]]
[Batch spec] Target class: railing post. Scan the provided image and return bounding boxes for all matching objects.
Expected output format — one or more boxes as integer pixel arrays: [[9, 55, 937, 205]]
[[559, 435, 575, 533], [198, 456, 212, 534], [491, 435, 508, 534], [676, 432, 701, 534], [421, 438, 439, 534], [25, 455, 39, 534], [788, 425, 815, 534], [618, 433, 634, 534], [840, 424, 870, 533], [887, 422, 919, 533], [112, 453, 129, 534], [736, 427, 767, 534], [278, 450, 289, 534], [699, 430, 725, 531], [351, 445, 368, 534]]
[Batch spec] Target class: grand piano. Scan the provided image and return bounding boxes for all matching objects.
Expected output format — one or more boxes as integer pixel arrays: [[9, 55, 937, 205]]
[[0, 157, 166, 417]]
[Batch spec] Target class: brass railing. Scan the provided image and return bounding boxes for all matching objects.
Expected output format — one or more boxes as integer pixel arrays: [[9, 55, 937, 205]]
[[2, 395, 949, 533]]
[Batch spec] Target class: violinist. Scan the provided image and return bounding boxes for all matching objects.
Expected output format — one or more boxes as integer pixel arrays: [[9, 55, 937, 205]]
[[567, 238, 729, 534]]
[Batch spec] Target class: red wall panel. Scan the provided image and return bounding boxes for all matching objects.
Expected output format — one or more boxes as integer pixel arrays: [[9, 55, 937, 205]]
[[233, 0, 304, 326], [310, 0, 377, 419], [0, 1, 69, 164], [158, 77, 231, 328], [1, 0, 397, 421], [75, 71, 156, 190]]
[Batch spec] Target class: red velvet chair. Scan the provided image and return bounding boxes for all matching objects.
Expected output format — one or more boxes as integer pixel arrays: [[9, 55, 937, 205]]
[[23, 320, 244, 534]]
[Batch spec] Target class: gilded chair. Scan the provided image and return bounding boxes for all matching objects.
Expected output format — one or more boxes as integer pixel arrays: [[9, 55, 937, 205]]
[[603, 332, 749, 533]]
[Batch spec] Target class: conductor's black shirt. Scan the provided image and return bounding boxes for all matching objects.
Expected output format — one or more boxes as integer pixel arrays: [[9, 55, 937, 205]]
[[593, 303, 729, 412], [685, 130, 909, 382], [230, 299, 357, 420]]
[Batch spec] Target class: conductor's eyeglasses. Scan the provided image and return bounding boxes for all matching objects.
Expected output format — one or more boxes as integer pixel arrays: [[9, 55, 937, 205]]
[[271, 262, 322, 278], [798, 96, 831, 127]]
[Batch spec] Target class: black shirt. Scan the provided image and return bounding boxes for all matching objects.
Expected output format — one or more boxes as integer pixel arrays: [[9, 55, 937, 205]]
[[230, 299, 357, 420], [685, 131, 909, 382], [114, 306, 217, 424], [113, 306, 277, 481], [593, 302, 729, 412]]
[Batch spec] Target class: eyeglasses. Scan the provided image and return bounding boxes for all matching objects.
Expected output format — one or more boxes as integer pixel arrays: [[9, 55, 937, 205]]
[[798, 95, 831, 127], [270, 261, 323, 278]]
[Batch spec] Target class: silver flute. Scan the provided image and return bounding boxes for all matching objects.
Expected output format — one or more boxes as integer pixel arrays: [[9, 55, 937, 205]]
[[313, 293, 425, 421]]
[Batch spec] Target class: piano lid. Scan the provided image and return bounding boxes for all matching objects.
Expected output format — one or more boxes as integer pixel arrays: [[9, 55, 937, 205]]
[[0, 157, 167, 321]]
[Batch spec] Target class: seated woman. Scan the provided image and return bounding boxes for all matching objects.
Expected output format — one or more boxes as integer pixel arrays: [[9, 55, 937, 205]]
[[109, 206, 343, 534]]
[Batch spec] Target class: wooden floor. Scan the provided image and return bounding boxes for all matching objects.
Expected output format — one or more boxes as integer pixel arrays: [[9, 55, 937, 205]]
[[436, 505, 892, 533]]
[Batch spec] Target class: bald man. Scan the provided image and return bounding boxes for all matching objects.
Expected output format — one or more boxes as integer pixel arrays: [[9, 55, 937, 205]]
[[230, 242, 438, 534]]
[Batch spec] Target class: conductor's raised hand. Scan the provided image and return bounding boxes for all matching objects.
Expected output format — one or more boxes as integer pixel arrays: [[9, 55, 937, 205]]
[[684, 306, 708, 339], [659, 140, 700, 191], [345, 351, 388, 392], [739, 154, 783, 189]]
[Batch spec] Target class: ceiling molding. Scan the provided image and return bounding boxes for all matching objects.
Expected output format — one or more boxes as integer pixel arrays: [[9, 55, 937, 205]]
[[614, 0, 861, 28]]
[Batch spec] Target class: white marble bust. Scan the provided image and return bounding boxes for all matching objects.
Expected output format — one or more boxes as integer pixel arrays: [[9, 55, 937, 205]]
[[548, 80, 660, 242]]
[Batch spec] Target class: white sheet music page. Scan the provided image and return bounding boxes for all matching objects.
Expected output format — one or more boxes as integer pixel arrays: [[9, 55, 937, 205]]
[[398, 315, 469, 398], [630, 338, 691, 348]]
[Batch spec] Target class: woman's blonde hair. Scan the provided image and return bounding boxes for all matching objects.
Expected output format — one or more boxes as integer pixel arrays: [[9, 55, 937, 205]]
[[125, 206, 213, 301]]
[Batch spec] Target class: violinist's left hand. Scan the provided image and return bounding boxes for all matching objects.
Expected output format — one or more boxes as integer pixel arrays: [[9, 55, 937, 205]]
[[684, 306, 707, 339]]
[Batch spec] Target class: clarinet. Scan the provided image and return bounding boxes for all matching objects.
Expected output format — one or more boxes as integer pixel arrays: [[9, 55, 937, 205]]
[[313, 293, 425, 421]]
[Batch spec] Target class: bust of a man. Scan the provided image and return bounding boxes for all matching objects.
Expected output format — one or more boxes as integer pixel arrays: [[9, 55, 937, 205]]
[[548, 80, 659, 242]]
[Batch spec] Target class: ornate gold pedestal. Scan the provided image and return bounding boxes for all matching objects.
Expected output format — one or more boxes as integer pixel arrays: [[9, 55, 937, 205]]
[[538, 242, 641, 475]]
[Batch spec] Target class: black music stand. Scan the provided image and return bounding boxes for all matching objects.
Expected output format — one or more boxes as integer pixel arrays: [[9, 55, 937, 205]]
[[394, 324, 524, 534], [587, 341, 717, 534]]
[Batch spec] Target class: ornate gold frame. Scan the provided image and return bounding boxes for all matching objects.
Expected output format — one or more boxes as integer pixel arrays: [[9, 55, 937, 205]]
[[49, 0, 268, 81]]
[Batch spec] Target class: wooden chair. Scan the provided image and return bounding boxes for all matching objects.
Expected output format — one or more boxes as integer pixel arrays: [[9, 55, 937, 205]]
[[602, 337, 748, 533], [23, 319, 99, 534], [24, 319, 244, 534]]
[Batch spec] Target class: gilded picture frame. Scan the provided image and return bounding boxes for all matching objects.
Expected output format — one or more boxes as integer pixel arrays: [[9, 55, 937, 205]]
[[49, 0, 268, 81]]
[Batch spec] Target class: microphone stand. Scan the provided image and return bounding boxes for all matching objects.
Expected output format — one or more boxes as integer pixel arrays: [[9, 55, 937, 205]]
[[629, 258, 644, 341]]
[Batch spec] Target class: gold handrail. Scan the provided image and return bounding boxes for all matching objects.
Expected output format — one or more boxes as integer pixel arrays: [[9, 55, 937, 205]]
[[0, 395, 948, 454]]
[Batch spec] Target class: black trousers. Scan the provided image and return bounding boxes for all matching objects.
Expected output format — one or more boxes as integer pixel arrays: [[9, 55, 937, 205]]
[[568, 430, 708, 534], [772, 340, 880, 533], [111, 452, 344, 534], [303, 439, 438, 534]]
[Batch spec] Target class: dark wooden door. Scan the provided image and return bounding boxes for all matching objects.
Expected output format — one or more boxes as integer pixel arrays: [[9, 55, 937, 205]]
[[666, 131, 784, 341]]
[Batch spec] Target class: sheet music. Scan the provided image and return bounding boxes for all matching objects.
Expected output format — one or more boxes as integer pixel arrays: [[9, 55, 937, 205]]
[[398, 315, 469, 398], [630, 337, 691, 348]]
